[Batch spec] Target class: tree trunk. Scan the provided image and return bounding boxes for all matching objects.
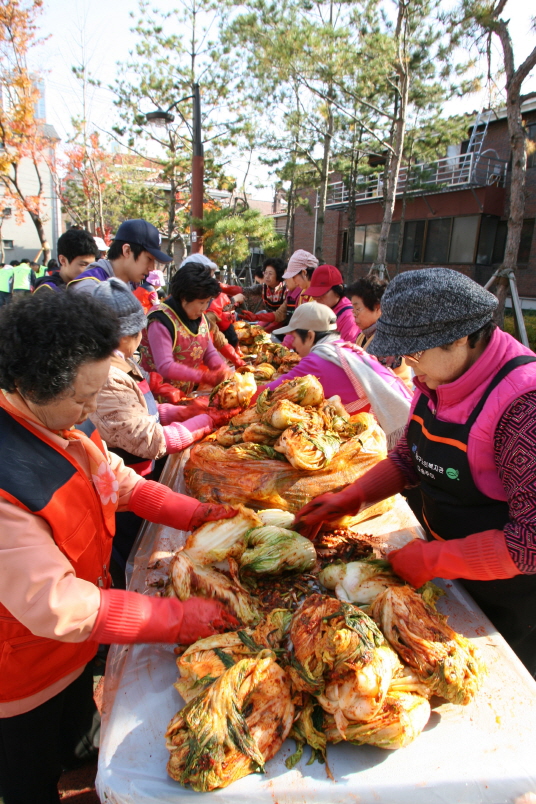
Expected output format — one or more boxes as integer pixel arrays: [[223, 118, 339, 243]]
[[29, 212, 51, 263], [345, 125, 363, 283], [490, 16, 536, 323], [315, 102, 333, 263], [285, 177, 295, 255], [376, 74, 408, 266]]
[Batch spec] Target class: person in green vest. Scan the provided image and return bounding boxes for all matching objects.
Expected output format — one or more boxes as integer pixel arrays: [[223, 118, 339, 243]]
[[0, 264, 13, 307], [12, 261, 36, 298], [32, 261, 47, 280]]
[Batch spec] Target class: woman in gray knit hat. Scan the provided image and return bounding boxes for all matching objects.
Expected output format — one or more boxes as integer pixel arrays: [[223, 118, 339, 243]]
[[297, 267, 536, 675]]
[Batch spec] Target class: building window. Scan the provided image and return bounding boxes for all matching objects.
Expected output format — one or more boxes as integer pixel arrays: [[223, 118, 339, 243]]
[[425, 218, 452, 263], [402, 220, 426, 263], [353, 224, 382, 262], [476, 215, 499, 265], [363, 224, 381, 262], [492, 220, 507, 263], [518, 219, 535, 265], [527, 124, 536, 170], [2, 240, 13, 250], [354, 226, 366, 261], [449, 215, 480, 264]]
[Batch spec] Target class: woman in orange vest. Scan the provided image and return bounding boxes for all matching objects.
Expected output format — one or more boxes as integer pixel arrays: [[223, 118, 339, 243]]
[[0, 292, 238, 804]]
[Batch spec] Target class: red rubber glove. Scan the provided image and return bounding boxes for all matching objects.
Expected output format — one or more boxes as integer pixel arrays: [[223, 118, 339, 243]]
[[206, 406, 243, 427], [294, 458, 406, 539], [255, 311, 276, 323], [219, 342, 246, 368], [204, 366, 233, 387], [90, 589, 239, 645], [239, 310, 257, 321], [149, 372, 184, 405], [178, 597, 240, 643], [388, 529, 521, 588], [250, 387, 263, 405], [189, 502, 238, 531], [129, 481, 238, 532]]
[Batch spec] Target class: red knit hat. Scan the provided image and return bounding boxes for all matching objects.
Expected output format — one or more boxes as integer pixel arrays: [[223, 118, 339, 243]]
[[307, 264, 343, 297]]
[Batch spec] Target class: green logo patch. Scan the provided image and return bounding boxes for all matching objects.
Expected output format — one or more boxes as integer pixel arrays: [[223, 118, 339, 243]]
[[446, 468, 459, 480]]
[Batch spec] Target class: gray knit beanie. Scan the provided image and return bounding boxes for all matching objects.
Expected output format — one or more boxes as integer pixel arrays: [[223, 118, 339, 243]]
[[368, 267, 498, 357], [92, 277, 147, 337]]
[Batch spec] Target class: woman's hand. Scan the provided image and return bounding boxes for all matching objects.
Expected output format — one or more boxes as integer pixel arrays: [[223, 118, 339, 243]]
[[206, 407, 243, 427], [189, 503, 238, 530], [204, 366, 233, 387], [177, 598, 240, 643], [294, 484, 365, 539], [239, 310, 257, 321]]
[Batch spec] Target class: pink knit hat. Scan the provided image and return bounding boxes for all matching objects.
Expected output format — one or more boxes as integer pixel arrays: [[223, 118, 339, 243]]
[[283, 249, 319, 279]]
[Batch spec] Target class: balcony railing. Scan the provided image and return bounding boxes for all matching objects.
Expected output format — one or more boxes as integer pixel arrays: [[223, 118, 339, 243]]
[[326, 151, 508, 207]]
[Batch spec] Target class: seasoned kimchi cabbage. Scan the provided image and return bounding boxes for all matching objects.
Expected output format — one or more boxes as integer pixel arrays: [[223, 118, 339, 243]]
[[242, 421, 282, 445], [210, 373, 257, 409], [318, 559, 403, 606], [275, 424, 340, 471], [371, 585, 486, 705], [261, 399, 325, 430], [170, 551, 261, 626], [175, 609, 292, 703], [166, 651, 294, 791], [256, 375, 324, 413], [324, 690, 431, 750], [184, 505, 261, 565], [239, 525, 317, 576]]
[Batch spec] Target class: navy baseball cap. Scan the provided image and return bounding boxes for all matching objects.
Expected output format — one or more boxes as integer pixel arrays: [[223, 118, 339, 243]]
[[114, 219, 172, 263]]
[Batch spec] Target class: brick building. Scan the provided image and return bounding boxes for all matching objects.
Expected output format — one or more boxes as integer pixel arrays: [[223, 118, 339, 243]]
[[291, 94, 536, 299]]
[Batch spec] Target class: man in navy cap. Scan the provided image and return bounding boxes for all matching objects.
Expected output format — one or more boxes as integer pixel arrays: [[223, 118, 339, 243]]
[[68, 219, 172, 294]]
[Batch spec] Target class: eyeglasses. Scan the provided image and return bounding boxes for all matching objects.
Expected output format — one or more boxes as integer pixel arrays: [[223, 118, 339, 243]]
[[402, 350, 424, 363]]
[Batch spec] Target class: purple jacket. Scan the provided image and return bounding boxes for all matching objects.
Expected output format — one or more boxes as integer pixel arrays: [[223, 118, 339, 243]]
[[67, 259, 119, 294]]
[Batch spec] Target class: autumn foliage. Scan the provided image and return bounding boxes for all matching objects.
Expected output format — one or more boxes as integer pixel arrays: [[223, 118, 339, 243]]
[[0, 0, 54, 260]]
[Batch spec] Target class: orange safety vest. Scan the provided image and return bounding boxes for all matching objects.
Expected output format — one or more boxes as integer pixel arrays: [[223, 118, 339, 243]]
[[0, 404, 114, 703]]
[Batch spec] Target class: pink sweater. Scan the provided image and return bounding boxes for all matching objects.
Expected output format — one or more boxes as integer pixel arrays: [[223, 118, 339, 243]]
[[147, 319, 225, 384], [265, 338, 405, 409], [333, 296, 360, 343]]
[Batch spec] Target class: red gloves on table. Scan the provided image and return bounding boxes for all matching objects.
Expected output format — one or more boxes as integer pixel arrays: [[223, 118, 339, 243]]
[[91, 589, 239, 645], [295, 458, 407, 539], [388, 529, 521, 588], [129, 480, 237, 533]]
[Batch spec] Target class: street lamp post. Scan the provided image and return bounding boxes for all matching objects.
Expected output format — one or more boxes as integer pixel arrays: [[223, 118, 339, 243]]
[[143, 82, 204, 255]]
